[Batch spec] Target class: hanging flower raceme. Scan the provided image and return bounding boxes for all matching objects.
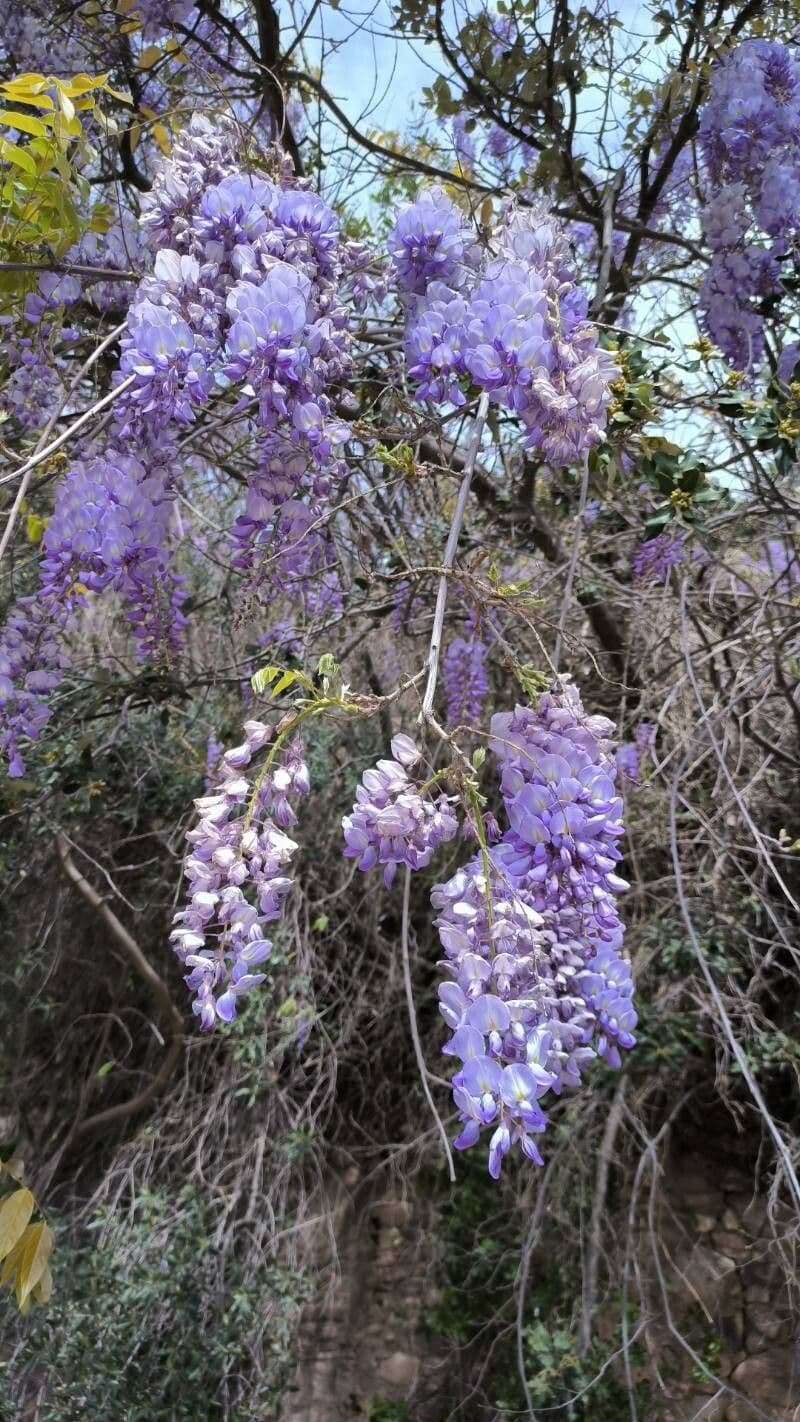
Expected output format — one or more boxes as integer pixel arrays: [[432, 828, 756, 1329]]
[[342, 734, 459, 888], [170, 719, 309, 1029], [0, 114, 386, 774], [432, 680, 636, 1178], [0, 441, 184, 776], [697, 40, 800, 369], [389, 190, 619, 464], [441, 611, 490, 729]]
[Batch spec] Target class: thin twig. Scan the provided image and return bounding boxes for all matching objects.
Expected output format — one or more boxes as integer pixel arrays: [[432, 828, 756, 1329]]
[[419, 391, 490, 720], [55, 833, 183, 1138], [580, 1078, 626, 1354], [400, 865, 456, 1182], [554, 452, 591, 673], [668, 763, 800, 1214], [0, 327, 129, 563], [0, 372, 136, 571]]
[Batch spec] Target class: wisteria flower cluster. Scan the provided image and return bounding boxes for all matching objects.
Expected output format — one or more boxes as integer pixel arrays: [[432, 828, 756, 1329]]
[[616, 721, 657, 784], [171, 719, 309, 1028], [0, 440, 184, 776], [631, 527, 686, 582], [441, 610, 491, 729], [698, 40, 800, 369], [433, 681, 635, 1177], [342, 734, 459, 888], [0, 116, 384, 774], [389, 188, 619, 464]]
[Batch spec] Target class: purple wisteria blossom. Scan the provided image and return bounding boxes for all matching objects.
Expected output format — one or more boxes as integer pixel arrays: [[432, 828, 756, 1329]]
[[698, 41, 800, 369], [632, 528, 687, 582], [433, 680, 635, 1177], [0, 115, 386, 772], [342, 734, 459, 887], [388, 186, 479, 295], [442, 612, 490, 728], [0, 442, 184, 775], [171, 720, 309, 1028], [390, 191, 619, 464]]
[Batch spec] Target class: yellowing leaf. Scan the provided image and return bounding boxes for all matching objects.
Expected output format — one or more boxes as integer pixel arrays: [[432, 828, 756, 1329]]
[[16, 1221, 52, 1309], [59, 72, 108, 96], [1, 73, 50, 94], [0, 1234, 26, 1287], [57, 89, 76, 123], [137, 45, 163, 70], [152, 123, 171, 155], [0, 1189, 34, 1261], [119, 20, 142, 34], [0, 110, 47, 136], [33, 1263, 53, 1304]]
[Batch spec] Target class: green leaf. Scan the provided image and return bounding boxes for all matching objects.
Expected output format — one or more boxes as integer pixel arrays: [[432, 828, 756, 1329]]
[[271, 670, 299, 697], [0, 137, 37, 176], [0, 1188, 34, 1261]]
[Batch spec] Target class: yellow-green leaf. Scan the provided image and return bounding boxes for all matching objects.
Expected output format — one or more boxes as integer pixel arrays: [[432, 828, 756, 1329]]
[[271, 670, 299, 697], [60, 94, 75, 123], [0, 110, 47, 137], [25, 512, 46, 544], [0, 1189, 34, 1260], [1, 73, 50, 94], [16, 1221, 53, 1308], [0, 138, 37, 176], [152, 122, 171, 155]]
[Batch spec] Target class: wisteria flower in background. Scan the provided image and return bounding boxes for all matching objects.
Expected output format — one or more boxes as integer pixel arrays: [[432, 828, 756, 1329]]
[[342, 734, 459, 887], [171, 720, 309, 1027], [632, 527, 686, 582], [442, 612, 491, 729]]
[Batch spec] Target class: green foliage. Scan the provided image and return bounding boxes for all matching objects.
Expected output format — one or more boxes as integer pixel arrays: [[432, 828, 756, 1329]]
[[4, 1186, 308, 1420], [368, 1400, 409, 1422], [422, 1160, 519, 1345], [504, 1314, 646, 1420]]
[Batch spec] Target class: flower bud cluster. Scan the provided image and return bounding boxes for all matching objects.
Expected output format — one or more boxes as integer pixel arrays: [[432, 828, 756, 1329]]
[[432, 680, 636, 1177], [170, 720, 310, 1028], [342, 734, 459, 888], [389, 189, 619, 465]]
